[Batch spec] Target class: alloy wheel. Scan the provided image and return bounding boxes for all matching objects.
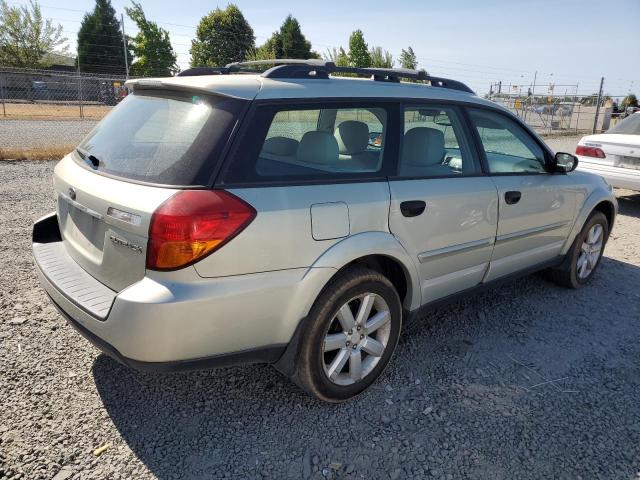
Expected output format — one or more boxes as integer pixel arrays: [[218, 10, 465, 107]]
[[322, 293, 391, 386], [577, 223, 604, 280]]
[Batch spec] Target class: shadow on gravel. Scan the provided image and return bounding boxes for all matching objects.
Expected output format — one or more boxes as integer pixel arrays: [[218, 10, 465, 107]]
[[92, 256, 640, 479], [616, 192, 640, 219]]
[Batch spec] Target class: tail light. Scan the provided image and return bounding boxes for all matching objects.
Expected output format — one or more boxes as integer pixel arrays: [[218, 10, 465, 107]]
[[576, 145, 606, 158], [147, 190, 256, 271]]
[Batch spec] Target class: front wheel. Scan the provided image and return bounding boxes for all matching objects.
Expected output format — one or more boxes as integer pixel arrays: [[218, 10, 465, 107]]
[[292, 267, 402, 402], [549, 211, 609, 288]]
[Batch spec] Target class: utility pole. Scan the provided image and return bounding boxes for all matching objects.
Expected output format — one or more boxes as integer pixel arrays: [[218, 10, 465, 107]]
[[121, 13, 129, 79], [592, 76, 604, 134], [77, 53, 83, 119]]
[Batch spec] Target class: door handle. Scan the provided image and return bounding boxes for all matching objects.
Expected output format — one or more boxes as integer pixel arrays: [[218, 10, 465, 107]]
[[505, 191, 522, 205], [400, 200, 426, 217]]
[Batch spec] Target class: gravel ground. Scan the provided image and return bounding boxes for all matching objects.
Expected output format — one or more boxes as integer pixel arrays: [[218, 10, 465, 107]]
[[1, 160, 639, 480], [0, 120, 97, 149]]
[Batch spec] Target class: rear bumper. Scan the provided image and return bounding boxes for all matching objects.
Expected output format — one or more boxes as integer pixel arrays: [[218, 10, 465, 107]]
[[33, 212, 335, 371], [577, 157, 640, 191]]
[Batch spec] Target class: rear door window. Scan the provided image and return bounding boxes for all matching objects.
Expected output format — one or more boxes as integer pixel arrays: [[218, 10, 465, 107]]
[[222, 102, 393, 184], [399, 105, 479, 177], [76, 90, 246, 185]]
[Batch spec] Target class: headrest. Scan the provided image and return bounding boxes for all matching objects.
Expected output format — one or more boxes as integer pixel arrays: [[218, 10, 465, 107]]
[[401, 127, 445, 166], [297, 131, 339, 165], [262, 136, 299, 156], [334, 120, 369, 155]]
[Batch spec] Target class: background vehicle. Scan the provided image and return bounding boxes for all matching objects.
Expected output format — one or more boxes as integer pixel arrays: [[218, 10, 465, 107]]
[[32, 60, 617, 402], [576, 112, 640, 190]]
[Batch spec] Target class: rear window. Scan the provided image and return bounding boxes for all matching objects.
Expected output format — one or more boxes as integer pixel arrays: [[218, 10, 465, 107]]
[[223, 103, 391, 184], [76, 90, 246, 185]]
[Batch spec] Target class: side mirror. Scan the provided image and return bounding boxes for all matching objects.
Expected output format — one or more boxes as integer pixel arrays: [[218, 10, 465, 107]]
[[553, 152, 579, 172]]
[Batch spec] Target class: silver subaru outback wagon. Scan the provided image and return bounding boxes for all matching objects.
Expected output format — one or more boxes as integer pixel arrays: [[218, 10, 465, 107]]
[[33, 60, 617, 402]]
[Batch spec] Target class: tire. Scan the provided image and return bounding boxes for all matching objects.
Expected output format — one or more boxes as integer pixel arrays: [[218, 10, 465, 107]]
[[548, 211, 609, 288], [292, 267, 402, 402]]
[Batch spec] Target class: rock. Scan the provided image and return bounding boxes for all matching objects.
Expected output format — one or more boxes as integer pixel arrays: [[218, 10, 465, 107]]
[[51, 467, 74, 480]]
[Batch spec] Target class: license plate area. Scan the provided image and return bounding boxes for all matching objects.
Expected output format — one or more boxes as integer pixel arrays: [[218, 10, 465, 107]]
[[58, 195, 106, 259], [617, 156, 640, 170]]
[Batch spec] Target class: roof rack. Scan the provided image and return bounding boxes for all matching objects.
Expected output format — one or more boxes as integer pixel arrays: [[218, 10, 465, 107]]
[[179, 59, 474, 94]]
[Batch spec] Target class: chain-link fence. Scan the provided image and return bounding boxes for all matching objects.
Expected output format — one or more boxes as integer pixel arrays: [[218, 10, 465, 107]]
[[0, 67, 635, 159], [486, 81, 629, 136], [0, 67, 127, 159]]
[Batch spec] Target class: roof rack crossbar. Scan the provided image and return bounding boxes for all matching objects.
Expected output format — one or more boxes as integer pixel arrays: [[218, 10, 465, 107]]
[[179, 60, 474, 94]]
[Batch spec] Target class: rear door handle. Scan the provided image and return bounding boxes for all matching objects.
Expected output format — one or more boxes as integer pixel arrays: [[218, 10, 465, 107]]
[[400, 200, 426, 217], [505, 191, 522, 205]]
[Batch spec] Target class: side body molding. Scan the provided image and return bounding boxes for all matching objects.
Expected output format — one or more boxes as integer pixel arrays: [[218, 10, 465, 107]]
[[309, 231, 422, 311], [561, 185, 617, 255]]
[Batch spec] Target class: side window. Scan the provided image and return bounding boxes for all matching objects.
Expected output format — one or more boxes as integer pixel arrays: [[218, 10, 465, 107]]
[[227, 105, 388, 181], [334, 108, 385, 152], [469, 109, 547, 174], [264, 109, 320, 142], [400, 106, 479, 177]]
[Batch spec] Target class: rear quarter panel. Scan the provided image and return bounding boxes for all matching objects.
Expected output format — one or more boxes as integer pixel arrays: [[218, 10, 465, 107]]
[[193, 182, 391, 277]]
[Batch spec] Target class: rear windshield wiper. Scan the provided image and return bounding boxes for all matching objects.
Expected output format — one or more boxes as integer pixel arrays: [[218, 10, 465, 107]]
[[75, 147, 103, 169]]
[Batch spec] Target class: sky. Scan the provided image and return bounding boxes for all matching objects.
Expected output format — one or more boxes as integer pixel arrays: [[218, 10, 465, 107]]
[[10, 0, 640, 96]]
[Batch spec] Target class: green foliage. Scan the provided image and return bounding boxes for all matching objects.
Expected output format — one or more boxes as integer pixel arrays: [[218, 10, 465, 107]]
[[125, 2, 177, 76], [399, 46, 417, 70], [348, 30, 370, 68], [245, 44, 277, 62], [0, 0, 67, 68], [621, 94, 638, 108], [78, 0, 130, 74], [260, 15, 317, 59], [323, 47, 349, 67], [190, 4, 254, 67], [369, 46, 393, 68]]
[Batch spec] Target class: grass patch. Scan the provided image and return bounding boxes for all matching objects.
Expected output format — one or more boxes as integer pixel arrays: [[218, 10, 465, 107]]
[[0, 146, 71, 160], [1, 102, 111, 120]]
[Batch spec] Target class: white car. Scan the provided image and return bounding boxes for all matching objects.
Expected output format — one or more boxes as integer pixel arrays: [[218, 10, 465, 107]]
[[576, 112, 640, 190]]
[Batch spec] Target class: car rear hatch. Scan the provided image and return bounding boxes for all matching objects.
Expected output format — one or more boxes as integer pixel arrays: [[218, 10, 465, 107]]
[[53, 159, 177, 292], [49, 87, 249, 293], [580, 132, 640, 170]]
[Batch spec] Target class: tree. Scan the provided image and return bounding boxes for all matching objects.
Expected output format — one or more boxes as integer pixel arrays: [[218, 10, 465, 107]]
[[190, 4, 254, 67], [245, 44, 277, 62], [77, 0, 130, 74], [260, 15, 317, 59], [399, 46, 417, 70], [369, 46, 393, 68], [348, 30, 370, 68], [125, 2, 177, 76], [324, 47, 349, 67], [621, 93, 638, 108], [0, 0, 67, 68]]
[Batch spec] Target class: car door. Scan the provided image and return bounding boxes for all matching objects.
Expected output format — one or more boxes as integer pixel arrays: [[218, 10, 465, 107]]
[[388, 104, 499, 304], [466, 108, 577, 282]]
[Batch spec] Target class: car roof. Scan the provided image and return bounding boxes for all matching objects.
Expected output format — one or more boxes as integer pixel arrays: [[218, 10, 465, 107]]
[[126, 74, 496, 108]]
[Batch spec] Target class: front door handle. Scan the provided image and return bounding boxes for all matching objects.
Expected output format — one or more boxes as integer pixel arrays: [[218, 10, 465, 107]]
[[400, 200, 426, 217], [505, 191, 522, 205]]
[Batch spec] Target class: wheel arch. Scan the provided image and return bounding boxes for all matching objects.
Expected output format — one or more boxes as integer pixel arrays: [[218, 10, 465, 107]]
[[275, 232, 420, 378], [309, 231, 421, 311], [561, 188, 617, 255], [593, 200, 615, 231]]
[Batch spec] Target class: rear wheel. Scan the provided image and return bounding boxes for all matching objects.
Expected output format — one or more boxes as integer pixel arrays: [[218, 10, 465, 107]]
[[292, 267, 402, 402], [549, 211, 608, 288]]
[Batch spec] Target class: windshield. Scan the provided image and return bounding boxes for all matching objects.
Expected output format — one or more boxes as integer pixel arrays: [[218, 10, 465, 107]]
[[607, 113, 640, 135], [77, 89, 246, 185]]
